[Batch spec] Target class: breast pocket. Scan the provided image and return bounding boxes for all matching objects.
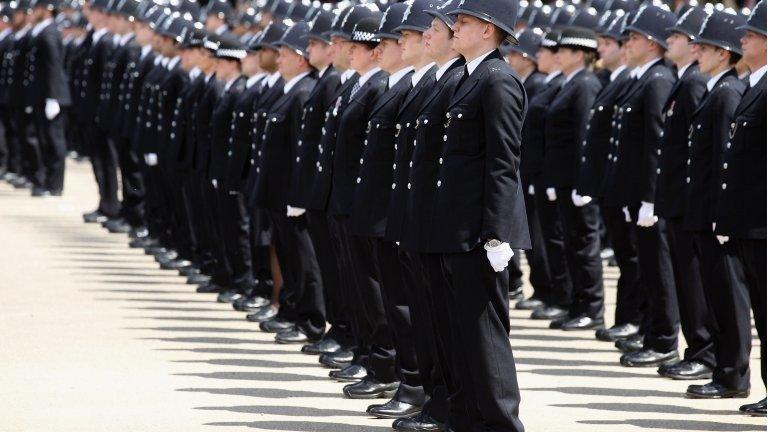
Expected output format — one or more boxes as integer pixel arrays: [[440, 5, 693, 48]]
[[447, 105, 481, 155]]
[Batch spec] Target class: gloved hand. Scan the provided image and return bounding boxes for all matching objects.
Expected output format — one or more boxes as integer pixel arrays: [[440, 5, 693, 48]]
[[484, 241, 514, 272], [546, 187, 557, 202], [211, 179, 218, 188], [716, 235, 729, 245], [622, 206, 631, 223], [636, 201, 658, 227], [45, 99, 60, 120], [528, 184, 535, 196], [571, 189, 592, 207], [286, 205, 306, 217], [145, 153, 158, 166]]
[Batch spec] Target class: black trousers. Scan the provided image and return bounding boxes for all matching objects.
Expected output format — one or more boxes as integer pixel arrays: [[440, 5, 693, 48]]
[[200, 179, 232, 288], [439, 246, 524, 432], [86, 125, 120, 217], [555, 190, 604, 319], [212, 188, 252, 291], [508, 253, 523, 290], [534, 190, 572, 307], [628, 209, 678, 353], [13, 108, 41, 185], [700, 235, 756, 391], [601, 204, 642, 326], [112, 136, 145, 227], [32, 109, 67, 192], [521, 184, 553, 297], [306, 210, 352, 346], [665, 219, 716, 367], [0, 107, 20, 175], [269, 210, 325, 339], [163, 169, 195, 260]]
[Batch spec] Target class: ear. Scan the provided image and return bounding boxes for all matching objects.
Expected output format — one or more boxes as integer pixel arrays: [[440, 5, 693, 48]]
[[482, 21, 494, 40]]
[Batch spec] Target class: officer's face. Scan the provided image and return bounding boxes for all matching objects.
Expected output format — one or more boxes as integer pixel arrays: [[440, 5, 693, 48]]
[[331, 36, 351, 70], [378, 38, 404, 72], [307, 38, 332, 70], [665, 32, 691, 65], [597, 36, 621, 70], [697, 44, 727, 76], [506, 51, 535, 76], [451, 14, 494, 56], [12, 10, 25, 27], [135, 23, 154, 46], [423, 18, 453, 61], [241, 53, 261, 76], [348, 42, 377, 73], [277, 46, 302, 78], [398, 30, 423, 66], [259, 48, 278, 71], [555, 47, 584, 74], [536, 47, 557, 73], [205, 14, 224, 32], [741, 31, 767, 69], [625, 31, 656, 65]]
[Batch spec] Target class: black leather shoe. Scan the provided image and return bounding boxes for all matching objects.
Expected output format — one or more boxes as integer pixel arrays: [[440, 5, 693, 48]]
[[739, 398, 767, 416], [276, 327, 320, 344], [31, 187, 51, 197], [196, 283, 224, 293], [128, 226, 149, 239], [329, 364, 367, 382], [686, 382, 750, 399], [160, 259, 192, 270], [187, 274, 211, 285], [596, 323, 639, 342], [178, 266, 199, 277], [233, 294, 270, 312], [217, 289, 244, 303], [531, 305, 568, 320], [246, 306, 278, 323], [129, 237, 156, 248], [144, 246, 168, 255], [515, 297, 544, 310], [105, 218, 132, 233], [367, 399, 421, 419], [11, 177, 32, 189], [343, 378, 399, 399], [620, 349, 679, 367], [658, 360, 713, 380], [561, 316, 604, 331], [259, 318, 294, 333], [508, 285, 523, 300], [301, 337, 341, 355], [83, 210, 108, 223], [319, 350, 353, 369], [549, 316, 570, 329], [615, 335, 644, 353], [155, 250, 178, 263], [393, 412, 444, 431]]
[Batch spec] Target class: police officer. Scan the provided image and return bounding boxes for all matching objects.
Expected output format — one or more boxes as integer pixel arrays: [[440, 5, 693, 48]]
[[714, 0, 766, 415], [0, 4, 17, 182]]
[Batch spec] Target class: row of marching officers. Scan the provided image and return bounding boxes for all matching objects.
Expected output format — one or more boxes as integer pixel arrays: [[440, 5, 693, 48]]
[[0, 0, 764, 428]]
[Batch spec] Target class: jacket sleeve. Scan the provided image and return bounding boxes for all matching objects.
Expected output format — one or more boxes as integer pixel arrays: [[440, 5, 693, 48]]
[[640, 73, 674, 203], [710, 86, 742, 223], [573, 77, 601, 176]]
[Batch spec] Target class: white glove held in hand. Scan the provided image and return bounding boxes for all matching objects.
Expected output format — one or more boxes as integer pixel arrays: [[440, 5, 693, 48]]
[[211, 179, 218, 188], [286, 206, 306, 217], [45, 99, 60, 120], [528, 184, 535, 196], [145, 153, 158, 166], [571, 190, 592, 207], [716, 235, 730, 245], [484, 242, 514, 272], [636, 201, 658, 227], [622, 207, 631, 223], [546, 187, 557, 202]]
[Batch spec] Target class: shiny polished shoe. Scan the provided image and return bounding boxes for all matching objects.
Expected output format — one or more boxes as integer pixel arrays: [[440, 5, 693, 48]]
[[561, 316, 604, 331], [259, 318, 293, 333], [128, 226, 149, 239], [508, 285, 523, 300], [515, 297, 544, 310], [319, 350, 353, 369], [531, 305, 568, 320], [129, 237, 156, 248], [83, 210, 108, 223], [620, 349, 679, 367], [196, 283, 224, 293], [217, 289, 244, 304], [739, 398, 767, 416], [686, 382, 750, 399], [548, 316, 570, 329], [11, 176, 32, 188], [343, 378, 399, 399], [367, 399, 421, 419], [31, 187, 51, 197], [160, 259, 192, 270], [329, 364, 367, 382], [155, 250, 179, 263], [276, 327, 320, 344], [615, 335, 644, 353], [393, 412, 444, 431], [178, 266, 199, 277], [144, 245, 168, 255], [233, 294, 270, 312], [658, 360, 713, 380], [187, 273, 211, 285], [301, 337, 341, 355], [105, 218, 132, 233], [596, 323, 639, 342], [246, 306, 278, 323]]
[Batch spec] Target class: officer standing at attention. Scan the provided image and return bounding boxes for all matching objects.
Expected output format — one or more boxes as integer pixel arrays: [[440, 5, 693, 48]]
[[714, 0, 766, 415], [426, 0, 529, 428]]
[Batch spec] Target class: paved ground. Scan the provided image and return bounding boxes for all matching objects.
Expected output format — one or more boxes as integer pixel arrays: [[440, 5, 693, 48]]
[[0, 160, 765, 432]]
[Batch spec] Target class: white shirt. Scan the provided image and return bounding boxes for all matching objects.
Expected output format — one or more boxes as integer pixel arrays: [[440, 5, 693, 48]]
[[543, 71, 561, 84], [224, 75, 240, 92], [706, 68, 731, 92], [247, 73, 266, 88], [112, 34, 120, 46], [140, 44, 152, 60], [634, 57, 662, 80], [153, 55, 164, 66], [562, 67, 585, 85], [465, 49, 495, 75], [411, 62, 435, 87], [91, 27, 108, 45], [750, 65, 767, 87], [317, 66, 329, 78], [31, 18, 53, 37], [205, 72, 214, 83], [265, 71, 281, 88], [283, 71, 310, 94], [0, 28, 12, 42], [14, 25, 29, 40], [435, 57, 460, 81], [166, 56, 179, 70], [189, 67, 201, 80], [119, 32, 134, 46], [356, 67, 382, 88], [215, 24, 229, 35], [340, 69, 355, 84], [677, 62, 693, 79], [388, 66, 413, 89], [610, 64, 627, 82]]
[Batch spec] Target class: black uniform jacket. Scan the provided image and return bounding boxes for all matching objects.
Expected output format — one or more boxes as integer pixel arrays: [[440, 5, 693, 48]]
[[209, 76, 246, 182], [519, 72, 564, 187], [191, 75, 224, 175], [25, 22, 71, 107], [222, 76, 264, 191]]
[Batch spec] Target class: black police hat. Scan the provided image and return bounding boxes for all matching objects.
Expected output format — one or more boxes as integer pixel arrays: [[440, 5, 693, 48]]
[[0, 2, 14, 20], [737, 0, 766, 36], [203, 32, 223, 52], [114, 0, 141, 21], [377, 2, 408, 39], [269, 0, 291, 21], [393, 0, 438, 33], [160, 14, 194, 44], [550, 4, 578, 28], [180, 25, 207, 48], [175, 0, 200, 23], [506, 27, 543, 62], [540, 28, 561, 50], [350, 15, 382, 47], [274, 21, 312, 58], [569, 7, 600, 29], [307, 9, 334, 43], [252, 21, 287, 51], [587, 0, 610, 13], [692, 9, 746, 55], [527, 4, 553, 29], [598, 11, 626, 41], [448, 0, 520, 44], [426, 0, 462, 28], [203, 0, 231, 20], [30, 0, 59, 11], [557, 25, 598, 51], [215, 34, 247, 61], [332, 3, 382, 41], [666, 5, 708, 40], [89, 0, 110, 12], [518, 0, 535, 24], [623, 4, 676, 50], [287, 0, 315, 22], [608, 0, 638, 13]]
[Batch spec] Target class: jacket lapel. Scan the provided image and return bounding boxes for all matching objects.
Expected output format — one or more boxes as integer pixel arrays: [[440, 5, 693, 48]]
[[734, 75, 765, 116], [397, 66, 435, 118], [693, 68, 738, 117]]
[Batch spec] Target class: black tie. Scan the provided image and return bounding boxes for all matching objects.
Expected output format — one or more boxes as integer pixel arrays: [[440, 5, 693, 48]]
[[350, 80, 361, 98]]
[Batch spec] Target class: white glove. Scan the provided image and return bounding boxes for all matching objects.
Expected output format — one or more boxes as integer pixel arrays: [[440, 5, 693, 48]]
[[45, 99, 60, 120], [286, 206, 306, 217], [528, 184, 535, 196], [546, 187, 557, 202], [716, 235, 729, 245], [211, 179, 218, 188], [144, 153, 158, 166], [636, 201, 658, 227], [622, 206, 631, 223], [484, 241, 514, 272], [571, 189, 592, 207]]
